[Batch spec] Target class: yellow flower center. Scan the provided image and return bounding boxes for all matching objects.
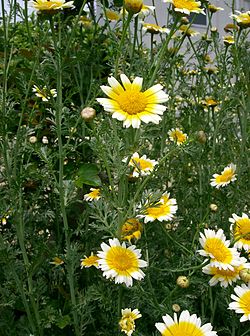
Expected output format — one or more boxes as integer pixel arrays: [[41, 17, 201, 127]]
[[162, 321, 205, 336], [171, 130, 186, 143], [83, 255, 99, 267], [239, 291, 250, 315], [106, 246, 139, 274], [204, 238, 232, 263], [173, 0, 200, 11], [146, 204, 171, 218], [211, 266, 240, 277], [89, 189, 100, 199], [215, 168, 234, 183], [118, 90, 147, 115], [132, 157, 154, 170], [235, 218, 250, 240]]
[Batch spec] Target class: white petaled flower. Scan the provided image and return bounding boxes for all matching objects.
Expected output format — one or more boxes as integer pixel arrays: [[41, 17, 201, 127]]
[[198, 229, 242, 270], [30, 0, 74, 11], [155, 310, 218, 335], [96, 74, 169, 129], [97, 238, 147, 287], [84, 188, 101, 201], [168, 128, 188, 145], [119, 308, 141, 336], [202, 257, 250, 288], [125, 152, 158, 177], [138, 192, 178, 223], [163, 0, 205, 15], [32, 85, 57, 101], [228, 283, 250, 322], [230, 213, 250, 251], [210, 163, 237, 189]]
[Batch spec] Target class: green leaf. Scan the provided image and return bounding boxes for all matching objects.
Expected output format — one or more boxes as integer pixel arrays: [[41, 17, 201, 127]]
[[75, 163, 102, 187], [55, 314, 71, 329]]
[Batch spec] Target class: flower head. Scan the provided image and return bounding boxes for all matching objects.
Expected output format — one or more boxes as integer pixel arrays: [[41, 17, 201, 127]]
[[97, 238, 147, 287], [179, 25, 199, 37], [163, 0, 205, 15], [32, 85, 57, 101], [80, 253, 99, 268], [139, 192, 178, 223], [50, 256, 64, 266], [208, 5, 224, 14], [124, 0, 143, 14], [84, 188, 101, 201], [125, 152, 158, 177], [202, 257, 250, 288], [142, 23, 169, 34], [96, 74, 169, 128], [105, 9, 121, 21], [31, 0, 74, 12], [121, 218, 143, 242], [210, 163, 237, 189], [230, 213, 250, 251], [231, 11, 250, 29], [119, 308, 141, 336], [229, 283, 250, 322], [155, 310, 218, 335], [223, 35, 235, 45], [168, 128, 188, 145], [198, 229, 241, 270]]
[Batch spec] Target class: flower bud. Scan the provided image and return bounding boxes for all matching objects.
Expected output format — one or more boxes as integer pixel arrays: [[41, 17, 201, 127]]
[[29, 136, 37, 144], [210, 204, 218, 212], [197, 130, 207, 144], [124, 0, 143, 15], [81, 107, 96, 122], [176, 276, 189, 288], [172, 304, 181, 312]]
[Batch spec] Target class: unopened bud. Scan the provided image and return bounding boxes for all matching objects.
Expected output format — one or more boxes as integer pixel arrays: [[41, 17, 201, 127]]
[[172, 304, 181, 312], [29, 136, 37, 144], [176, 276, 190, 288], [124, 0, 143, 14], [197, 130, 207, 144], [210, 204, 218, 212], [81, 107, 96, 122]]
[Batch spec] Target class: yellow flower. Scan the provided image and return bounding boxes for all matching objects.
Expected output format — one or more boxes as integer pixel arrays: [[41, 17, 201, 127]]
[[97, 238, 147, 287], [178, 25, 199, 37], [84, 188, 101, 201], [223, 35, 235, 45], [210, 163, 237, 189], [125, 152, 158, 177], [105, 9, 121, 21], [139, 4, 155, 17], [230, 213, 250, 251], [202, 97, 219, 107], [163, 0, 205, 15], [231, 11, 250, 29], [97, 74, 169, 128], [155, 310, 218, 335], [168, 128, 188, 145], [119, 308, 141, 336], [202, 258, 250, 287], [79, 16, 92, 27], [32, 85, 57, 101], [176, 276, 189, 288], [142, 23, 169, 34], [121, 218, 143, 242], [124, 0, 143, 15], [80, 253, 99, 268], [50, 256, 64, 266], [208, 5, 224, 13], [139, 192, 178, 223], [31, 0, 74, 12], [229, 283, 250, 322], [224, 23, 239, 33], [198, 229, 241, 271]]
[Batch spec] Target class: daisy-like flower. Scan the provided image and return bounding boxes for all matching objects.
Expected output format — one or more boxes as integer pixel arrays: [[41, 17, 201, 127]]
[[168, 128, 188, 145], [32, 85, 57, 101], [84, 188, 101, 201], [50, 256, 64, 266], [80, 253, 99, 269], [223, 35, 235, 45], [96, 74, 169, 128], [142, 23, 169, 34], [124, 0, 143, 14], [230, 213, 250, 251], [178, 25, 199, 37], [210, 163, 237, 189], [198, 229, 241, 270], [97, 238, 147, 287], [79, 15, 92, 27], [228, 283, 250, 322], [125, 152, 158, 177], [119, 308, 141, 336], [31, 0, 74, 12], [139, 192, 178, 223], [202, 257, 250, 288], [139, 4, 155, 17], [163, 0, 205, 15], [208, 5, 224, 14], [105, 9, 121, 21], [155, 310, 218, 335], [121, 218, 143, 242], [231, 11, 250, 29], [202, 97, 219, 107]]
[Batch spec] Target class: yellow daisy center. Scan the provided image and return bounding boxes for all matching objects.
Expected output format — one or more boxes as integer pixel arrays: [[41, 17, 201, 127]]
[[106, 246, 139, 274], [118, 90, 147, 115], [132, 157, 154, 170], [211, 266, 239, 277], [239, 291, 250, 315], [82, 255, 99, 267], [204, 238, 232, 263], [173, 0, 200, 11], [89, 189, 100, 199], [146, 204, 171, 218], [235, 218, 250, 240], [215, 168, 234, 183], [162, 321, 205, 336], [171, 130, 186, 143]]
